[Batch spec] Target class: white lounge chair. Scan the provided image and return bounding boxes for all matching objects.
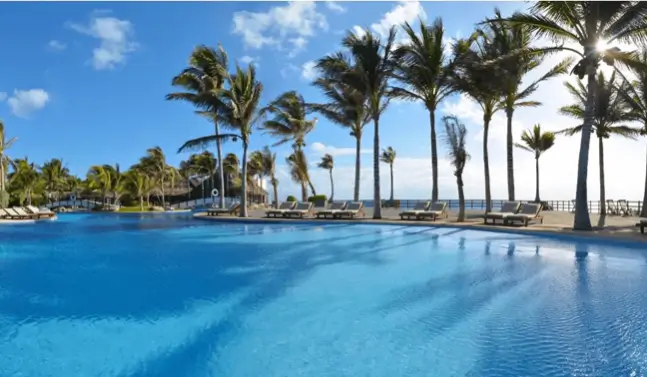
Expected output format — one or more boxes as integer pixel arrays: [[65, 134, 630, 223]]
[[484, 201, 521, 225], [399, 201, 430, 220], [503, 203, 543, 227], [265, 202, 297, 218], [315, 201, 347, 219], [334, 202, 364, 219], [283, 202, 314, 218], [206, 203, 240, 216], [416, 201, 448, 221], [26, 205, 56, 219]]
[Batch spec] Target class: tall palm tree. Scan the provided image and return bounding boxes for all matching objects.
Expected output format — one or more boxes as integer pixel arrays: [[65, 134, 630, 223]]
[[380, 147, 396, 202], [286, 149, 311, 201], [619, 50, 647, 216], [495, 1, 647, 229], [481, 9, 572, 201], [259, 146, 279, 207], [40, 158, 70, 204], [392, 18, 453, 202], [178, 64, 264, 217], [317, 153, 334, 201], [450, 34, 506, 213], [260, 91, 318, 151], [0, 120, 17, 196], [558, 71, 640, 216], [140, 147, 169, 207], [442, 115, 469, 221], [86, 165, 112, 205], [311, 53, 370, 201], [338, 27, 397, 219], [123, 169, 151, 211], [10, 158, 39, 205], [166, 44, 229, 209], [514, 124, 556, 203]]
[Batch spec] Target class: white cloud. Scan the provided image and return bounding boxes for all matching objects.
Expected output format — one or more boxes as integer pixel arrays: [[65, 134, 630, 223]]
[[280, 63, 300, 79], [6, 89, 50, 118], [350, 1, 426, 48], [231, 1, 328, 57], [301, 60, 317, 81], [0, 92, 6, 102], [67, 15, 138, 70], [47, 40, 67, 51], [309, 142, 370, 157], [325, 1, 346, 13], [239, 55, 260, 67]]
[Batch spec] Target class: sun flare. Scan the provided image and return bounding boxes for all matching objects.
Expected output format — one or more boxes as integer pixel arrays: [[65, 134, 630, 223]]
[[596, 39, 609, 52]]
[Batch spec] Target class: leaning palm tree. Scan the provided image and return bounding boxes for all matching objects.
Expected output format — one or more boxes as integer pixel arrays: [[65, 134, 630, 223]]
[[40, 158, 70, 204], [260, 91, 318, 151], [481, 9, 572, 201], [392, 18, 453, 202], [140, 147, 168, 207], [10, 158, 39, 205], [0, 120, 17, 196], [558, 71, 640, 216], [514, 124, 556, 203], [443, 115, 469, 222], [338, 27, 397, 219], [286, 149, 311, 202], [380, 147, 396, 202], [311, 53, 370, 201], [166, 44, 229, 209], [123, 169, 150, 211], [494, 1, 647, 229], [317, 154, 334, 201], [259, 146, 279, 207], [177, 65, 264, 217]]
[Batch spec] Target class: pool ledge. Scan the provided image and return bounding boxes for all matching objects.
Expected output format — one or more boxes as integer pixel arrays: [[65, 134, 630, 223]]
[[192, 212, 647, 247]]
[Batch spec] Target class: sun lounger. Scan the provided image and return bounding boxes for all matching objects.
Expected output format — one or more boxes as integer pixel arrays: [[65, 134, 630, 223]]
[[0, 208, 11, 219], [334, 201, 364, 219], [6, 207, 38, 219], [265, 201, 297, 218], [606, 199, 619, 215], [315, 201, 347, 219], [617, 199, 634, 216], [206, 203, 240, 216], [399, 201, 430, 220], [503, 203, 543, 227], [25, 205, 56, 219], [283, 202, 314, 218], [416, 201, 448, 221], [483, 201, 521, 225]]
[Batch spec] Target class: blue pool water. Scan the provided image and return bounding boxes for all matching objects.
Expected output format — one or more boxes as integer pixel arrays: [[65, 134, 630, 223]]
[[1, 214, 646, 377]]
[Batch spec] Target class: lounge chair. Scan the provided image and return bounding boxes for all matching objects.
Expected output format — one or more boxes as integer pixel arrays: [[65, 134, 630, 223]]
[[265, 201, 297, 218], [315, 201, 347, 219], [206, 203, 240, 216], [25, 205, 56, 219], [6, 207, 37, 219], [606, 199, 619, 215], [0, 208, 11, 219], [503, 203, 543, 227], [416, 201, 448, 221], [483, 201, 521, 225], [635, 219, 647, 234], [617, 199, 634, 216], [334, 201, 364, 219], [283, 202, 314, 218], [399, 201, 430, 220]]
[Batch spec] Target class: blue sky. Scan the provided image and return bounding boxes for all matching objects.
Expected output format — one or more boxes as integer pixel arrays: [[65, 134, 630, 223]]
[[1, 1, 643, 200]]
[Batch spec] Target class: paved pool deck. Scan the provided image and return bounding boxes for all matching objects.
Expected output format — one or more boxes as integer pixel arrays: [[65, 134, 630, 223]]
[[193, 208, 647, 244]]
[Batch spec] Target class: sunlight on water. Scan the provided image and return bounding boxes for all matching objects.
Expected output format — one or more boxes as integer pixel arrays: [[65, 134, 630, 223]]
[[0, 214, 646, 377]]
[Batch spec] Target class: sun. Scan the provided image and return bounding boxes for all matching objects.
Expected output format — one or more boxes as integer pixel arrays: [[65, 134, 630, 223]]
[[596, 39, 609, 52]]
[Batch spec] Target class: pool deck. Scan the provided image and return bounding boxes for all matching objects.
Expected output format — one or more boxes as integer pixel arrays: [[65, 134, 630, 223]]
[[194, 208, 647, 244]]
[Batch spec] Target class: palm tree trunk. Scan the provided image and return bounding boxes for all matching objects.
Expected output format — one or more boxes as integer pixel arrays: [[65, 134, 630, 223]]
[[429, 109, 439, 202], [506, 108, 515, 201], [240, 143, 249, 217], [308, 180, 316, 196], [0, 157, 4, 192], [139, 196, 144, 211], [641, 145, 647, 217], [373, 117, 382, 219], [483, 116, 492, 213], [201, 180, 205, 206], [272, 179, 279, 208], [214, 120, 226, 209], [161, 177, 166, 208], [598, 137, 606, 216], [301, 183, 307, 202], [354, 134, 361, 202], [329, 169, 334, 201], [573, 70, 596, 230], [457, 173, 465, 222], [534, 156, 540, 203], [389, 163, 394, 201]]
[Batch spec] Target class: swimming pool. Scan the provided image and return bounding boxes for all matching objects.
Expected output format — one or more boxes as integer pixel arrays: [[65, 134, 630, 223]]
[[1, 213, 646, 377]]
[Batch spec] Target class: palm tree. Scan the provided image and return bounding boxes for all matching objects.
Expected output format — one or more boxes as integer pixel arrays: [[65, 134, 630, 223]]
[[317, 153, 334, 201], [494, 1, 647, 229], [0, 120, 17, 196], [450, 34, 506, 213], [481, 9, 572, 201], [380, 147, 396, 202], [312, 53, 370, 201], [123, 170, 150, 211], [260, 91, 318, 151], [259, 146, 279, 207], [392, 18, 453, 202], [178, 65, 264, 217], [9, 158, 39, 205], [514, 124, 556, 203], [619, 50, 647, 216], [86, 165, 112, 205], [286, 149, 311, 201], [338, 27, 397, 219], [166, 44, 229, 209], [442, 115, 470, 222], [140, 147, 168, 207], [40, 158, 69, 204], [558, 71, 640, 216]]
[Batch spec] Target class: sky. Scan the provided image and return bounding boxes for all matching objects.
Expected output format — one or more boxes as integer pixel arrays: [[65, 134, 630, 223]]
[[0, 1, 645, 202]]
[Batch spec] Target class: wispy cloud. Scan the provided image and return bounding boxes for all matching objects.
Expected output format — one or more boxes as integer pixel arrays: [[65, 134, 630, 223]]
[[6, 89, 50, 118], [47, 40, 67, 51]]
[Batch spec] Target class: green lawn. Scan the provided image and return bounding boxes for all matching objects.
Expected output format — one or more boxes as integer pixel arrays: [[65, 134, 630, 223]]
[[117, 206, 151, 213]]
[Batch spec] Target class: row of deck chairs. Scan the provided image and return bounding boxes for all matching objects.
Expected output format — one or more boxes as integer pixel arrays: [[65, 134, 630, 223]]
[[605, 199, 636, 216], [398, 201, 448, 221], [0, 206, 56, 220], [484, 201, 543, 227], [265, 201, 365, 219]]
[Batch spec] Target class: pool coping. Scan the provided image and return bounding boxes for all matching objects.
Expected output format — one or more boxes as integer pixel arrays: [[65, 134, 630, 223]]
[[192, 213, 647, 248]]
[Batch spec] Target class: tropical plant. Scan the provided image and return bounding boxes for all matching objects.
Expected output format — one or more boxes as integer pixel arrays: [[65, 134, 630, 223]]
[[317, 153, 334, 201], [558, 71, 640, 215], [260, 91, 317, 151], [286, 149, 311, 201], [123, 169, 152, 211], [392, 18, 453, 202], [40, 158, 70, 204], [140, 147, 169, 207], [166, 44, 229, 209], [442, 115, 469, 222], [259, 146, 279, 207], [494, 1, 647, 229], [514, 124, 556, 203], [0, 120, 17, 195], [10, 158, 40, 205], [380, 147, 396, 202]]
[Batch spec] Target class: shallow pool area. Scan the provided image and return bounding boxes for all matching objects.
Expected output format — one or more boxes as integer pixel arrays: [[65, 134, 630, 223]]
[[1, 213, 646, 377]]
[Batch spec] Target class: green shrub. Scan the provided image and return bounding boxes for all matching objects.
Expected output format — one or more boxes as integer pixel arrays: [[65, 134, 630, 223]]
[[307, 194, 327, 203], [286, 195, 297, 202]]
